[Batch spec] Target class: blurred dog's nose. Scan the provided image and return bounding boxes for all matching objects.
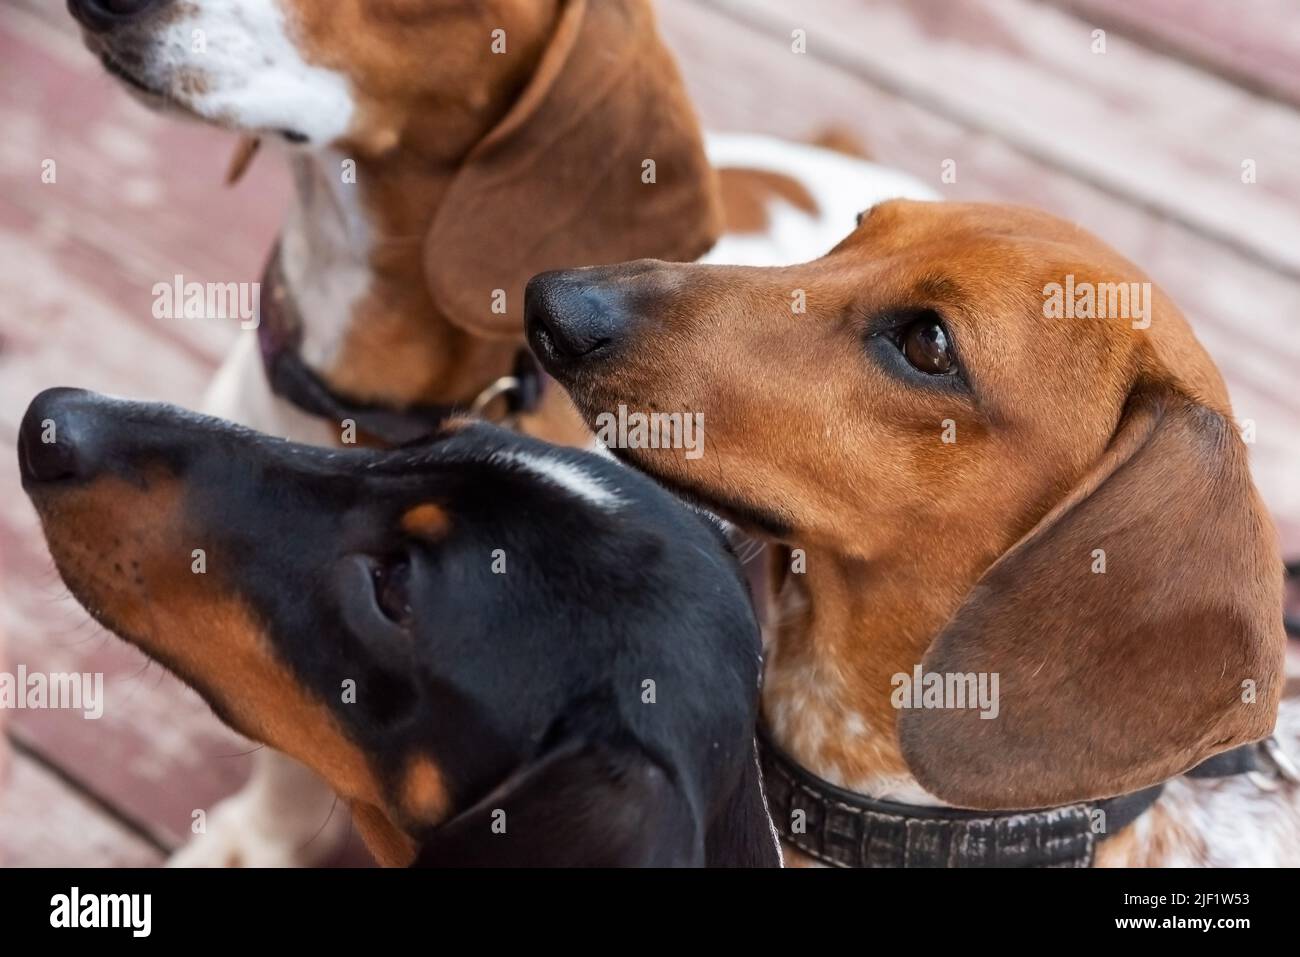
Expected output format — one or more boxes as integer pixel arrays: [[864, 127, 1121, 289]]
[[19, 388, 98, 484], [525, 270, 634, 366], [68, 0, 170, 32]]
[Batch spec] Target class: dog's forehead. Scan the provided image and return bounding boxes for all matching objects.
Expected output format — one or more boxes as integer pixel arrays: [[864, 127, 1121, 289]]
[[842, 201, 1225, 397], [276, 0, 542, 67], [280, 0, 457, 46], [281, 0, 477, 25], [849, 200, 1110, 267]]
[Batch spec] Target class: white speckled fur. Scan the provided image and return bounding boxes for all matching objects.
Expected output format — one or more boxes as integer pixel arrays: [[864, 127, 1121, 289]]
[[1096, 700, 1300, 867]]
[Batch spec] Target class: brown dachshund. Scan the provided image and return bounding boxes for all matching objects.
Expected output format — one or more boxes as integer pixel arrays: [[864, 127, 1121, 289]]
[[525, 199, 1299, 866]]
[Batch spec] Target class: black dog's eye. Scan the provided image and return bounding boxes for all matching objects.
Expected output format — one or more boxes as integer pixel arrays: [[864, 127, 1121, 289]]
[[897, 317, 956, 375], [370, 558, 412, 626]]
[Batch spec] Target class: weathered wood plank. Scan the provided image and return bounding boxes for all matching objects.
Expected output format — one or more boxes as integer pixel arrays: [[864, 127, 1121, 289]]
[[9, 0, 77, 34], [0, 497, 256, 850], [0, 748, 164, 867], [0, 2, 291, 854], [0, 7, 380, 865], [700, 0, 1300, 279], [1, 500, 375, 865], [660, 0, 1300, 551], [0, 4, 287, 370], [1048, 0, 1300, 109]]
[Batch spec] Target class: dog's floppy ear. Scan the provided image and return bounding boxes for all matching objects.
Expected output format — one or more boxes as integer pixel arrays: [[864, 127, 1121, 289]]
[[899, 384, 1286, 810], [414, 740, 702, 866], [424, 0, 722, 340]]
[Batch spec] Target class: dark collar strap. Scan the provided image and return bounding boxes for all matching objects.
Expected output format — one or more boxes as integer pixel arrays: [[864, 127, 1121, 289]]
[[257, 245, 543, 446], [757, 725, 1170, 868], [1183, 743, 1262, 778]]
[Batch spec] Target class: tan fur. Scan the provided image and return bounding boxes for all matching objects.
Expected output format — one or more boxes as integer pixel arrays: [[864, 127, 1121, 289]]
[[351, 801, 419, 867], [400, 756, 452, 825], [717, 167, 818, 234], [29, 471, 448, 863], [401, 503, 451, 540], [809, 128, 873, 161]]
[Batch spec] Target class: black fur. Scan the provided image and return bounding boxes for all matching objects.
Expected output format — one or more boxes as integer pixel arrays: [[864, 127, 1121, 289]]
[[18, 388, 779, 867]]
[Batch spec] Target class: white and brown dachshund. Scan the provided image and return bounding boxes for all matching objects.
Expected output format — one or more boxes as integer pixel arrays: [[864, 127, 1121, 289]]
[[526, 200, 1300, 867]]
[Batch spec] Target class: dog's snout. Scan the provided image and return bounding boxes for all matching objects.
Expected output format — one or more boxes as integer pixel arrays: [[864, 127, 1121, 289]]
[[68, 0, 170, 32], [19, 388, 102, 485], [525, 271, 633, 366]]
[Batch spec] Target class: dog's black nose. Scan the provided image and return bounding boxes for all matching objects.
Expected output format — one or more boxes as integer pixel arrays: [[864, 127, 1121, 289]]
[[68, 0, 169, 32], [19, 388, 99, 485], [525, 270, 633, 366]]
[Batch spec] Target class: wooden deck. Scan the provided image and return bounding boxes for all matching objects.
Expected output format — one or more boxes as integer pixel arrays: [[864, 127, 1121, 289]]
[[1, 0, 1297, 866]]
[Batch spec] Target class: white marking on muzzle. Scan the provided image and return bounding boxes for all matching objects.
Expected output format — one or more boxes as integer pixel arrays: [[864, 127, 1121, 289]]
[[131, 0, 356, 144]]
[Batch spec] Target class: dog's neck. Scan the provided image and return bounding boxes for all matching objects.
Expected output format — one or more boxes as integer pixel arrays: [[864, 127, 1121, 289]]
[[762, 543, 993, 806], [273, 142, 585, 445], [760, 545, 1235, 867], [268, 11, 555, 411], [279, 147, 375, 377], [278, 144, 506, 405]]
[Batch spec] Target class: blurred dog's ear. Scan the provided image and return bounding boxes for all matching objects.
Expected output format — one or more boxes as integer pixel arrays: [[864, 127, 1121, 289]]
[[414, 741, 702, 866], [424, 0, 721, 340], [899, 385, 1286, 810]]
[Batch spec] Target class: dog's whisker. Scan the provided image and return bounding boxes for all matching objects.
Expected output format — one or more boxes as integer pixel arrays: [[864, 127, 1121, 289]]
[[212, 743, 265, 759], [299, 794, 342, 855]]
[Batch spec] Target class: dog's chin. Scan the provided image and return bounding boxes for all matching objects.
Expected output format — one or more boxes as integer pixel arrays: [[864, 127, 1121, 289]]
[[92, 49, 280, 140], [44, 547, 145, 653], [606, 445, 792, 539], [100, 52, 156, 94], [97, 52, 197, 120], [104, 66, 313, 145], [43, 532, 261, 744], [29, 500, 164, 656]]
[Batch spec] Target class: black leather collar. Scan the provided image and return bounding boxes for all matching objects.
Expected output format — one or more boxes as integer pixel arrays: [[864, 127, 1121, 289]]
[[257, 245, 544, 446], [757, 724, 1269, 868]]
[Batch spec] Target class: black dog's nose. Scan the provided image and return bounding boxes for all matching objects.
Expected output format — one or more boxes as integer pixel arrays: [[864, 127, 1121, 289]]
[[68, 0, 170, 32], [19, 388, 99, 485], [524, 270, 633, 366], [525, 271, 625, 363]]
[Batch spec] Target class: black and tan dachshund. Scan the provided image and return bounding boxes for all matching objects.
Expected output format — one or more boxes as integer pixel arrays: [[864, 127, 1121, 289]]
[[18, 388, 779, 868]]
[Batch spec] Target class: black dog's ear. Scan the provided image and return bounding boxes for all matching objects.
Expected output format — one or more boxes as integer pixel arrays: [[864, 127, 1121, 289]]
[[414, 741, 701, 867]]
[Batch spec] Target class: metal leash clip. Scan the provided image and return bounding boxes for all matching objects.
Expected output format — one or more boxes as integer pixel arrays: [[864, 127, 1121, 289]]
[[1248, 736, 1300, 792], [469, 375, 522, 419]]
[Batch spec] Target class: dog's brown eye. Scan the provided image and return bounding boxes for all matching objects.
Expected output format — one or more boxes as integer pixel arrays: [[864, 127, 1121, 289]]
[[900, 319, 955, 375], [371, 559, 412, 626]]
